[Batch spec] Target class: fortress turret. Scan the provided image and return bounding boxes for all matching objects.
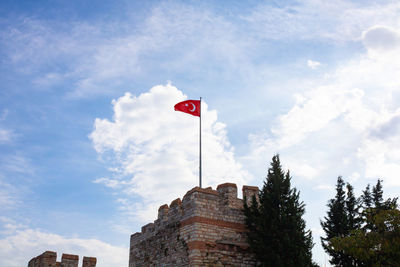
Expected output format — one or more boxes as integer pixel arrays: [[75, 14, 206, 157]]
[[129, 182, 259, 267]]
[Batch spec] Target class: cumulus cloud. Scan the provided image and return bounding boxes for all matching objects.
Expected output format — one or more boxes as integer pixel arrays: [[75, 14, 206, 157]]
[[362, 25, 400, 51], [272, 86, 364, 148], [90, 84, 251, 222], [357, 110, 400, 186], [0, 228, 127, 267]]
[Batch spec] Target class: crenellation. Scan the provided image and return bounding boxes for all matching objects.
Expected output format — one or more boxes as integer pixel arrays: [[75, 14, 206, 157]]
[[82, 257, 96, 267], [61, 254, 79, 267], [169, 198, 183, 219], [28, 252, 96, 267], [158, 204, 169, 220], [217, 182, 238, 200], [130, 182, 260, 266], [170, 198, 182, 208], [141, 222, 154, 234], [242, 185, 259, 206], [28, 251, 57, 267]]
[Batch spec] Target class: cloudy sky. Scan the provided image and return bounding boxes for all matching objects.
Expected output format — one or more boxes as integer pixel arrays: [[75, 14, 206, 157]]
[[1, 0, 400, 266]]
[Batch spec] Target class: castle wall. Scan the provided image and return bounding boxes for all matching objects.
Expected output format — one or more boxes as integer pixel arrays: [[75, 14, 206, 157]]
[[28, 251, 96, 267], [82, 257, 97, 267], [61, 254, 78, 267], [129, 183, 259, 267]]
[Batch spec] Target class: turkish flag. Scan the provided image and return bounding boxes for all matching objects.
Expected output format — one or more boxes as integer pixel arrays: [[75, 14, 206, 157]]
[[174, 100, 201, 117]]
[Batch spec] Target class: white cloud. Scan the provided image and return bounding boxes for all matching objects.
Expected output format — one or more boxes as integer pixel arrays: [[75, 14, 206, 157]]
[[0, 154, 33, 210], [313, 184, 334, 191], [245, 24, 400, 187], [0, 110, 12, 144], [244, 1, 400, 42], [357, 110, 400, 186], [0, 154, 34, 175], [0, 228, 127, 267], [0, 217, 26, 235], [362, 25, 400, 51], [272, 86, 365, 148], [307, 60, 321, 69], [0, 180, 18, 208], [286, 161, 320, 180], [90, 84, 251, 222], [4, 1, 400, 99], [1, 4, 253, 98], [0, 128, 12, 144], [348, 172, 361, 183]]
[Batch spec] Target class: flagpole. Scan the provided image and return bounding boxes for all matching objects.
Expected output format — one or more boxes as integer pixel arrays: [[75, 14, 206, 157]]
[[199, 97, 202, 188]]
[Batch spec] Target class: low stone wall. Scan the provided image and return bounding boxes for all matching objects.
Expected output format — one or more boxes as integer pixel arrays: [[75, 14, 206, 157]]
[[129, 182, 259, 267], [28, 251, 96, 267]]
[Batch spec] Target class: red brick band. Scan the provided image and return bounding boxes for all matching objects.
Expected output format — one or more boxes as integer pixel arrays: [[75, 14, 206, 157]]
[[180, 216, 246, 231]]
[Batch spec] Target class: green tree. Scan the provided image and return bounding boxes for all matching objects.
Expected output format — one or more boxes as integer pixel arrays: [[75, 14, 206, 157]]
[[326, 179, 399, 266], [243, 155, 316, 267], [345, 183, 361, 234], [361, 184, 372, 209], [320, 177, 360, 266], [363, 180, 398, 232], [330, 208, 400, 266], [372, 179, 384, 209], [372, 179, 398, 211]]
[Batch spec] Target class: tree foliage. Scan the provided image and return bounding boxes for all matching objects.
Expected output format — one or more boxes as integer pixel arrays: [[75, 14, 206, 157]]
[[330, 208, 400, 266], [322, 178, 399, 266], [320, 177, 361, 266], [243, 155, 316, 267]]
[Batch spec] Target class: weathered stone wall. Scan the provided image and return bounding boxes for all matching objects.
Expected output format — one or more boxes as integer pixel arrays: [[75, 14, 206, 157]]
[[129, 182, 259, 267], [28, 251, 96, 267], [82, 257, 97, 267], [61, 254, 78, 267]]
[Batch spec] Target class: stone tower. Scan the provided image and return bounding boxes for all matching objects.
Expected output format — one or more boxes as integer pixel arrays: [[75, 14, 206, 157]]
[[129, 182, 259, 266]]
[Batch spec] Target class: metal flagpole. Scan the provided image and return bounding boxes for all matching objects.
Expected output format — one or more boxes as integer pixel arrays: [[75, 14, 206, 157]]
[[199, 97, 202, 188]]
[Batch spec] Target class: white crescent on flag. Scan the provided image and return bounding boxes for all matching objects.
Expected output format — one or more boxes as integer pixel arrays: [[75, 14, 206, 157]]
[[189, 103, 196, 112]]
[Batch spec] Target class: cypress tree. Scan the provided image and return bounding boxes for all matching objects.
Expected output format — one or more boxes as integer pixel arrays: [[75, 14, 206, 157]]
[[330, 179, 399, 266], [320, 177, 348, 266], [344, 183, 362, 266], [345, 183, 360, 232], [361, 184, 372, 210], [371, 179, 397, 210], [372, 179, 384, 209], [363, 180, 398, 232], [243, 155, 315, 267], [321, 177, 361, 266]]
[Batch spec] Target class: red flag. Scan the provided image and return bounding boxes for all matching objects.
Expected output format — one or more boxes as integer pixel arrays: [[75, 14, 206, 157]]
[[174, 100, 201, 117]]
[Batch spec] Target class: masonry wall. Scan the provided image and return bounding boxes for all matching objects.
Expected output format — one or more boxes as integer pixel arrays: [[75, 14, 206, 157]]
[[129, 183, 259, 267], [28, 251, 96, 267]]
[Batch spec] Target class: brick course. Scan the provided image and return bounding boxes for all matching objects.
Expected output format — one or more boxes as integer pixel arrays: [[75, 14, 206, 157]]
[[129, 183, 259, 267]]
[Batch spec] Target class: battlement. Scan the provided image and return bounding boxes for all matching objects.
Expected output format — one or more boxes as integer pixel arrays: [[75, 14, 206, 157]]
[[28, 251, 96, 267], [131, 183, 258, 242], [130, 182, 259, 267]]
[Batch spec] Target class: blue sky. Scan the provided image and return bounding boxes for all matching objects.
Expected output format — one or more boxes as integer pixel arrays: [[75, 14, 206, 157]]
[[1, 0, 400, 266]]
